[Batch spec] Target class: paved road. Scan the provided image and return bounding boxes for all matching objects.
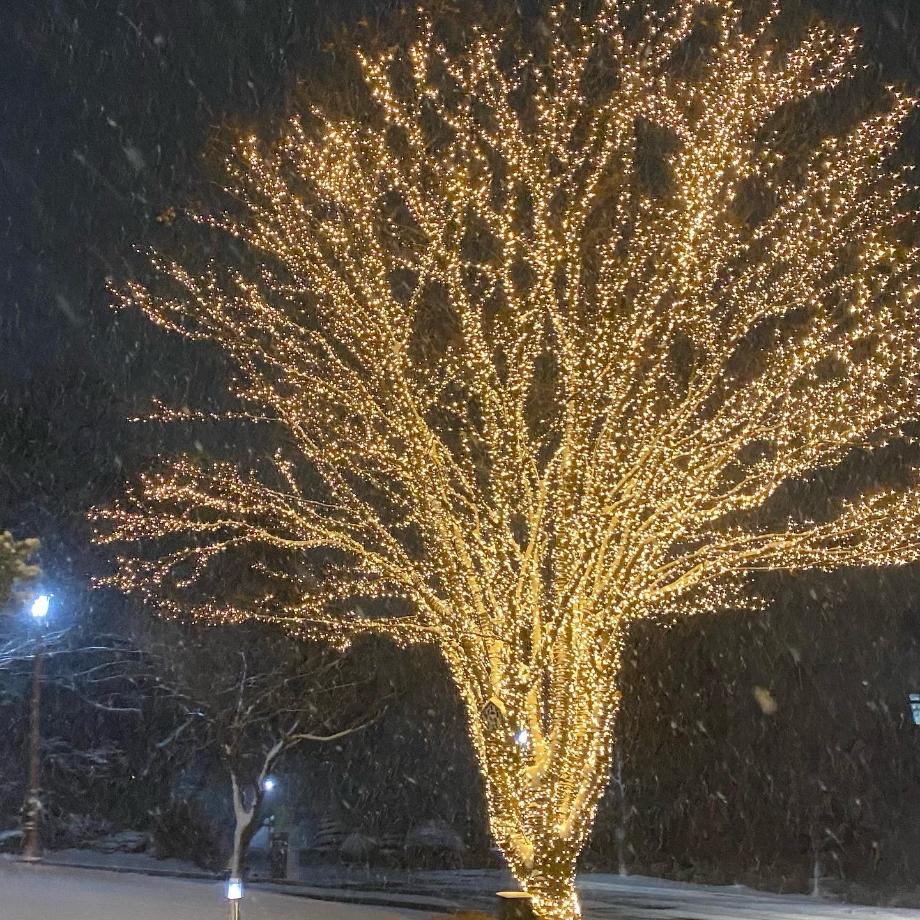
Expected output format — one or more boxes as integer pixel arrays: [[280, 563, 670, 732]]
[[0, 861, 431, 920]]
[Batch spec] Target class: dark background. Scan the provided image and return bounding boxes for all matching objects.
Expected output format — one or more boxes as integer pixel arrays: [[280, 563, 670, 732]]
[[2, 0, 920, 898]]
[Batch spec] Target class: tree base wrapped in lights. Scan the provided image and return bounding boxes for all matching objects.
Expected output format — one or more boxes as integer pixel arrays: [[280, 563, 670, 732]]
[[498, 890, 538, 920], [94, 2, 920, 918]]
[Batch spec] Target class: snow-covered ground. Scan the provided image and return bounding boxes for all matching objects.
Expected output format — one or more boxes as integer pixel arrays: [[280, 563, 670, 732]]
[[578, 874, 920, 919], [0, 861, 430, 920], [8, 857, 920, 919]]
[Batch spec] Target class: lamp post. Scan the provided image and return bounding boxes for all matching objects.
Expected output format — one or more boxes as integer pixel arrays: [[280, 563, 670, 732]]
[[22, 593, 50, 862], [264, 776, 291, 881]]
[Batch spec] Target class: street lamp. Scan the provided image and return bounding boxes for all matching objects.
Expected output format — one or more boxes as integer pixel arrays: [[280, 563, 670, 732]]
[[22, 593, 50, 862], [30, 595, 50, 620]]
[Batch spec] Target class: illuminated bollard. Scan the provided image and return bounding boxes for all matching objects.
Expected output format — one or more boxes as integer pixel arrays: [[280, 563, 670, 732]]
[[226, 877, 244, 920]]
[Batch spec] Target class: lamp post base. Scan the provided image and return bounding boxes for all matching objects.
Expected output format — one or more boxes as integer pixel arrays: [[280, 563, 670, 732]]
[[21, 803, 41, 863]]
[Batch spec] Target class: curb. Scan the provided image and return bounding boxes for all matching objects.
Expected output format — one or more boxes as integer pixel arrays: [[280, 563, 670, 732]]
[[39, 858, 220, 883], [260, 883, 461, 914], [36, 859, 461, 914]]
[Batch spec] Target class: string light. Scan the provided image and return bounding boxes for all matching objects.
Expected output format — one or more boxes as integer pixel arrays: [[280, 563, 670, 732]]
[[93, 3, 920, 917]]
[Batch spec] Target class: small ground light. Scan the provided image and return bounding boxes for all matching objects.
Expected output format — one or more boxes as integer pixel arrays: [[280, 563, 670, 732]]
[[30, 594, 50, 620], [909, 694, 920, 726], [227, 877, 243, 920]]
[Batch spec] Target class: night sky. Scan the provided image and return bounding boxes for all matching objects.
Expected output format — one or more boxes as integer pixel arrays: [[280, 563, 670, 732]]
[[1, 0, 919, 551], [1, 0, 917, 375], [1, 0, 917, 382]]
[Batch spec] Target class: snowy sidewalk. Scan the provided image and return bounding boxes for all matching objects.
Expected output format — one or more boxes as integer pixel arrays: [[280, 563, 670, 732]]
[[0, 861, 431, 920], [578, 874, 920, 919], [307, 867, 920, 919]]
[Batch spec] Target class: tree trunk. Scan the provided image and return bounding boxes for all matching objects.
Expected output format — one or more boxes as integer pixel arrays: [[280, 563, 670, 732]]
[[529, 885, 580, 920], [478, 719, 616, 920], [227, 742, 280, 877], [520, 848, 581, 920], [456, 658, 620, 920], [229, 814, 255, 879], [490, 797, 599, 920], [228, 772, 261, 878]]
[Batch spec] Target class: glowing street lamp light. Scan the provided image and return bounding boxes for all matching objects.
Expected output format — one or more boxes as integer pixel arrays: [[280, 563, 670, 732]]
[[30, 595, 50, 620], [262, 776, 277, 792], [22, 593, 51, 862]]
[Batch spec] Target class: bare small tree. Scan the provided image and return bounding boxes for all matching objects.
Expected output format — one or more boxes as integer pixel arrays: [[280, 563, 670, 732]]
[[142, 625, 380, 877]]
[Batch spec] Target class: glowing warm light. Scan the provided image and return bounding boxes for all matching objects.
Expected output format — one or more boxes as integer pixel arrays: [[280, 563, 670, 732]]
[[94, 2, 920, 917], [30, 595, 50, 620]]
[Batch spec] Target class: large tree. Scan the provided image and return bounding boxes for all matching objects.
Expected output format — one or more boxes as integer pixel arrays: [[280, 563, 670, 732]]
[[94, 2, 920, 916]]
